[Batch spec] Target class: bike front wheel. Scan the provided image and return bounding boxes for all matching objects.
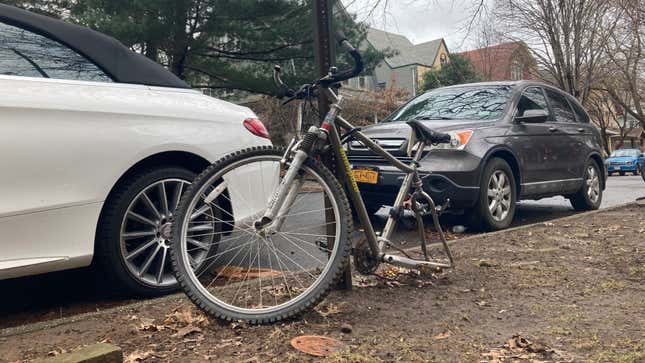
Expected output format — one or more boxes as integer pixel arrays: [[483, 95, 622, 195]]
[[170, 146, 351, 323]]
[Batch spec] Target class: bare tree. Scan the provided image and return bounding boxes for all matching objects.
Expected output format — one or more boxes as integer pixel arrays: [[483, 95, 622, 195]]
[[601, 0, 644, 129], [494, 0, 617, 104], [587, 91, 622, 154]]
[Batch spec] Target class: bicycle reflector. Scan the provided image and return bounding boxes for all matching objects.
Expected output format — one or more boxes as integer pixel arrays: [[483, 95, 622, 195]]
[[243, 118, 270, 139]]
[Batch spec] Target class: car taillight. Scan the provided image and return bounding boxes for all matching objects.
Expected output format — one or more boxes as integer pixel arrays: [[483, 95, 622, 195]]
[[243, 118, 270, 139]]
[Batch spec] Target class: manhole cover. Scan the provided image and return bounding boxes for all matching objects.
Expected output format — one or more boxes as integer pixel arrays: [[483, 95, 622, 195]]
[[290, 335, 347, 357]]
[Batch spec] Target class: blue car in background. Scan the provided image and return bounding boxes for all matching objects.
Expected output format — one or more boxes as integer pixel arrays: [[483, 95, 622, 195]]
[[605, 149, 645, 176]]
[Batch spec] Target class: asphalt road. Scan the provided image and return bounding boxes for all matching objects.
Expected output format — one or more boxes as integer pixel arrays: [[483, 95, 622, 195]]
[[513, 175, 645, 225], [1, 175, 643, 329]]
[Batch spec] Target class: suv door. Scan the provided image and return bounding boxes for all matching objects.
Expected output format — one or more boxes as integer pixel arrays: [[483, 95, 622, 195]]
[[544, 88, 587, 192], [509, 86, 565, 196]]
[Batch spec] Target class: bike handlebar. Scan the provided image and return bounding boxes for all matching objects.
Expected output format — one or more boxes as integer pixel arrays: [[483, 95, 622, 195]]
[[272, 31, 364, 100], [320, 31, 364, 86]]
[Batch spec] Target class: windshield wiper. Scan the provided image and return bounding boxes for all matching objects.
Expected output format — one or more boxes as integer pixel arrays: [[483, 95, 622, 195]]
[[409, 116, 454, 121]]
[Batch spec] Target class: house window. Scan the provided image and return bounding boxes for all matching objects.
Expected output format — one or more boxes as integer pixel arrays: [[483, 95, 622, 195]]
[[440, 54, 447, 66], [358, 76, 366, 89], [510, 61, 522, 80]]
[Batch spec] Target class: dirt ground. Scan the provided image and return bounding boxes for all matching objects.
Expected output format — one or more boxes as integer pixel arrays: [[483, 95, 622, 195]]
[[1, 204, 643, 363]]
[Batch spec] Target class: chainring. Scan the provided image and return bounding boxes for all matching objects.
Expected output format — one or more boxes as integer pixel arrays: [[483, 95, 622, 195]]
[[352, 237, 379, 275]]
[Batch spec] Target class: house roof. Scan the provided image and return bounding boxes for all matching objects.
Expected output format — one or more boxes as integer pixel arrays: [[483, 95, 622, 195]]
[[366, 28, 444, 68], [0, 4, 189, 88], [458, 41, 534, 81]]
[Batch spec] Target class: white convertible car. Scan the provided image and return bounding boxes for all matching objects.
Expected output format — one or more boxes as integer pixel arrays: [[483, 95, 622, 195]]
[[0, 5, 270, 295]]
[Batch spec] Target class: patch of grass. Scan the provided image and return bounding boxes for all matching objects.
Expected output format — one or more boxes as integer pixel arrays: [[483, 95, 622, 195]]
[[573, 333, 600, 351], [324, 350, 380, 363], [548, 326, 572, 336], [529, 303, 543, 315], [554, 311, 584, 325], [628, 266, 645, 277], [599, 279, 628, 291], [592, 347, 645, 363]]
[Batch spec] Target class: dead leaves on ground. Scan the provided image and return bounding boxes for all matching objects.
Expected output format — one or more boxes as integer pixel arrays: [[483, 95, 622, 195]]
[[130, 307, 209, 337], [481, 334, 567, 362], [353, 265, 443, 290]]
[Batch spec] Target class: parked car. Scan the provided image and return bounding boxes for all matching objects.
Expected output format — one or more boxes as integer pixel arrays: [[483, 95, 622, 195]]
[[347, 81, 606, 230], [0, 5, 271, 295], [605, 148, 644, 176]]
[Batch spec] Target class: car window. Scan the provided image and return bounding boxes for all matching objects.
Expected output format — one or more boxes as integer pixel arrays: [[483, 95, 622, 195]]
[[568, 97, 590, 123], [610, 149, 641, 158], [516, 87, 548, 117], [545, 89, 576, 123], [0, 22, 112, 82], [386, 86, 512, 122]]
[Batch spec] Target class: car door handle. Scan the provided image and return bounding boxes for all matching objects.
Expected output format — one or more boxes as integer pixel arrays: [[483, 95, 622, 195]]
[[577, 128, 585, 133], [549, 127, 558, 132]]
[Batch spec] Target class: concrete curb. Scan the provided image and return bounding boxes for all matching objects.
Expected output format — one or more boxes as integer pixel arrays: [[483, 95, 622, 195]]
[[31, 343, 122, 363], [1, 201, 640, 340]]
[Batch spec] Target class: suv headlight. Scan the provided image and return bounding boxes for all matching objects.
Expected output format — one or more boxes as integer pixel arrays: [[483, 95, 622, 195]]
[[414, 130, 474, 151], [626, 161, 633, 165]]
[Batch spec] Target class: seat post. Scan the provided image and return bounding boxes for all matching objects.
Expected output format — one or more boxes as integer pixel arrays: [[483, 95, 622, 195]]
[[412, 141, 426, 163]]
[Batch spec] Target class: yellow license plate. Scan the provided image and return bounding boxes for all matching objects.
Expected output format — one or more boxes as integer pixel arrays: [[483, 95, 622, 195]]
[[353, 168, 379, 184]]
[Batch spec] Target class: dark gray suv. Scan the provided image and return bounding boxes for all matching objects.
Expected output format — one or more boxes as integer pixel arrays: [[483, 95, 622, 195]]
[[347, 81, 606, 230]]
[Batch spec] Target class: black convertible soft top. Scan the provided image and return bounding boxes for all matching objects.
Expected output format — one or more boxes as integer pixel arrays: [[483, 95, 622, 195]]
[[0, 4, 190, 89]]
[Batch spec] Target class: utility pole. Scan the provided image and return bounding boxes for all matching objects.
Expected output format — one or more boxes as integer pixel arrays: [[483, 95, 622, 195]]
[[313, 0, 352, 290]]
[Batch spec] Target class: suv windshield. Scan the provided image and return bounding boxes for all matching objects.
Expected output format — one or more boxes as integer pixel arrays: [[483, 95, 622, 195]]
[[610, 149, 641, 158], [386, 86, 512, 122]]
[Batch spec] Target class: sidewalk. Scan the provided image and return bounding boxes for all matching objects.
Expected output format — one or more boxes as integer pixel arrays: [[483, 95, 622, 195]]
[[1, 204, 644, 363]]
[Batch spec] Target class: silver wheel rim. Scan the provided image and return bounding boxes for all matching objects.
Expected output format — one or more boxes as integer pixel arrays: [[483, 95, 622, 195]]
[[120, 178, 211, 287], [586, 165, 600, 204], [487, 170, 512, 222], [178, 155, 342, 315]]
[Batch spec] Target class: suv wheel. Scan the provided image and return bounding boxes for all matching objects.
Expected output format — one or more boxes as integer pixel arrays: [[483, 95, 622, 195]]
[[569, 161, 602, 211], [472, 158, 516, 231], [95, 167, 197, 296]]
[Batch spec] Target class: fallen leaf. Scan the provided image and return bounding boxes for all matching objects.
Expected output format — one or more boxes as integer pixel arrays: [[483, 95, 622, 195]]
[[125, 350, 154, 363], [433, 331, 451, 340], [172, 325, 202, 338]]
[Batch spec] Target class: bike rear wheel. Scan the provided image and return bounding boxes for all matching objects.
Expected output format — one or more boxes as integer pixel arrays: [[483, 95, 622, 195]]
[[170, 146, 351, 323]]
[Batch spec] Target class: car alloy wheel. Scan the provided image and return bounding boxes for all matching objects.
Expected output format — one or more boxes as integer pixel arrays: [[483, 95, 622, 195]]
[[487, 170, 512, 222], [585, 165, 600, 204], [119, 178, 215, 288]]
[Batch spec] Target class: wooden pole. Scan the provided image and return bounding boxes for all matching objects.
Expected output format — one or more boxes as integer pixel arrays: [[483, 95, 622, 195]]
[[313, 0, 352, 290]]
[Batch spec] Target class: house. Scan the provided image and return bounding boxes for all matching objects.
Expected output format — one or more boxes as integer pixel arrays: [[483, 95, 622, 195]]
[[458, 41, 536, 81], [610, 113, 645, 151], [611, 127, 645, 151], [344, 28, 449, 96]]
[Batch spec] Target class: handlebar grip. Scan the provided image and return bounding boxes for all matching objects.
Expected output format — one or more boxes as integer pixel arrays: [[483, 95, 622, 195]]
[[273, 64, 295, 99], [318, 32, 363, 86], [335, 30, 357, 53]]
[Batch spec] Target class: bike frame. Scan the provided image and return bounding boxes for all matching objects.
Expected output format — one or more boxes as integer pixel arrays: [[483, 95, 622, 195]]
[[260, 86, 454, 270], [320, 88, 453, 270]]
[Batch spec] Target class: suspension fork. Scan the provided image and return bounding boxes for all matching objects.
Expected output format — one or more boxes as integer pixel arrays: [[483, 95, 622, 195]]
[[255, 149, 309, 229]]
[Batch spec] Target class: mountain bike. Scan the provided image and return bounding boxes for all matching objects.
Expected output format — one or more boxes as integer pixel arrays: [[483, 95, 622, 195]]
[[170, 32, 455, 324]]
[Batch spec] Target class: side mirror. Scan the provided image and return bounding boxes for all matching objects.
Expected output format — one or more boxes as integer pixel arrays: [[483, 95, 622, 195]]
[[515, 109, 549, 123]]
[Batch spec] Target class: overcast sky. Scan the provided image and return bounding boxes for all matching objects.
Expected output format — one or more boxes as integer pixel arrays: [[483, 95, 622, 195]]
[[341, 0, 489, 52]]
